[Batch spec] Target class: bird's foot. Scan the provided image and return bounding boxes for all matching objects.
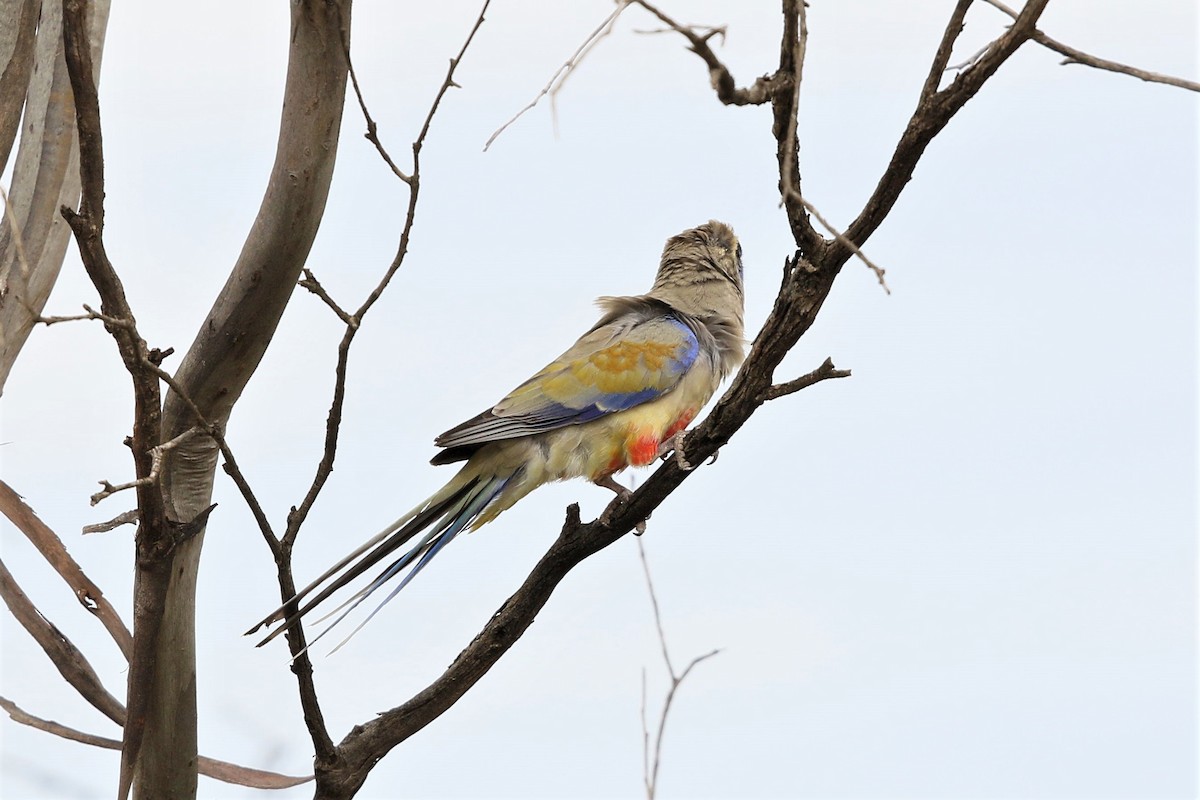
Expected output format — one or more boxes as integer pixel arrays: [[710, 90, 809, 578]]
[[595, 475, 647, 534], [657, 430, 718, 471]]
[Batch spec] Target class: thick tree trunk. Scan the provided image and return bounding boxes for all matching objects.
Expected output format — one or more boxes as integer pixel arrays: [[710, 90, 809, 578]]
[[0, 0, 110, 394], [123, 2, 352, 798]]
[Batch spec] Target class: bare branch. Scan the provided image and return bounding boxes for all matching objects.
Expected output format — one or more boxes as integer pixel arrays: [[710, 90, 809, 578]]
[[982, 0, 1200, 92], [282, 0, 493, 552], [0, 0, 111, 394], [82, 509, 139, 534], [89, 426, 203, 506], [637, 538, 719, 799], [921, 0, 974, 101], [36, 302, 129, 327], [0, 559, 127, 725], [266, 2, 493, 782], [630, 0, 786, 106], [839, 0, 1051, 262], [0, 697, 313, 790], [299, 268, 355, 326], [762, 357, 851, 401], [0, 480, 132, 658], [343, 47, 411, 184], [61, 0, 167, 530], [785, 192, 889, 292], [485, 1, 629, 151]]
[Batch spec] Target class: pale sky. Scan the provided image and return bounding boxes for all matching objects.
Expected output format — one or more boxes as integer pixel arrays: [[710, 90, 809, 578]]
[[1, 2, 1196, 798]]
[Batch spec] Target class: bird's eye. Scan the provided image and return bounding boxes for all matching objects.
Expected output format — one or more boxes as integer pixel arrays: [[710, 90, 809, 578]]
[[735, 242, 744, 279]]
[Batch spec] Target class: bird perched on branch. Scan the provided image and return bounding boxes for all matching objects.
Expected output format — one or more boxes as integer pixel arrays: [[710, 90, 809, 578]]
[[249, 220, 746, 651]]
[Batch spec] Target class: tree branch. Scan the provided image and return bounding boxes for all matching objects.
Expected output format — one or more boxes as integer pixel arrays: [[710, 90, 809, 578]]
[[98, 0, 354, 794], [0, 697, 313, 790], [981, 0, 1200, 92], [762, 357, 851, 401], [0, 480, 132, 658], [0, 0, 111, 394], [260, 1, 491, 783], [839, 0, 1050, 262], [485, 1, 628, 151], [0, 559, 127, 725], [630, 0, 787, 106], [637, 538, 719, 799]]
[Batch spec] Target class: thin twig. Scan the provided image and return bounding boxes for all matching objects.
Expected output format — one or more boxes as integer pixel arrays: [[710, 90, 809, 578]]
[[484, 1, 630, 151], [762, 357, 851, 401], [0, 697, 313, 789], [341, 23, 411, 184], [786, 192, 890, 292], [637, 538, 720, 799], [262, 4, 494, 783], [83, 509, 139, 534], [89, 426, 203, 506], [140, 359, 278, 551], [946, 42, 992, 73], [299, 268, 355, 326], [37, 303, 130, 328], [630, 0, 783, 106], [282, 0, 492, 554], [982, 0, 1200, 92], [632, 24, 726, 42]]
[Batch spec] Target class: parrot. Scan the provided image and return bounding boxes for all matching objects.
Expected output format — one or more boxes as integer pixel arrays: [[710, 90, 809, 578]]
[[249, 220, 746, 651]]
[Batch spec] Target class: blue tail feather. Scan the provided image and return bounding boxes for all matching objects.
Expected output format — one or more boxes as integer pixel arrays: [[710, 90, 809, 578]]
[[252, 470, 516, 653]]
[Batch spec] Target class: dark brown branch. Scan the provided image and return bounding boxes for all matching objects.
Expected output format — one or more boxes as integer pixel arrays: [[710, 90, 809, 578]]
[[250, 2, 493, 783], [282, 0, 491, 550], [140, 360, 278, 552], [342, 39, 411, 185], [60, 5, 175, 785], [921, 1, 974, 101], [631, 0, 787, 106], [762, 357, 851, 401], [0, 480, 132, 658], [0, 697, 313, 790], [60, 0, 166, 533], [982, 0, 1200, 92], [299, 268, 355, 326], [838, 0, 1050, 263], [0, 559, 127, 725]]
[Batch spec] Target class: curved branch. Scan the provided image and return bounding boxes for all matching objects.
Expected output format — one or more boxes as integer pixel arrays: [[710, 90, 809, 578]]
[[0, 480, 132, 658], [0, 559, 127, 726], [0, 0, 40, 170], [838, 0, 1050, 262], [981, 0, 1200, 92], [70, 0, 352, 796], [0, 0, 110, 394], [0, 697, 312, 790]]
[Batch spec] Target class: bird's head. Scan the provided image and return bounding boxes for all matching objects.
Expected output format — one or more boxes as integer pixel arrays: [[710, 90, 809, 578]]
[[649, 220, 744, 328]]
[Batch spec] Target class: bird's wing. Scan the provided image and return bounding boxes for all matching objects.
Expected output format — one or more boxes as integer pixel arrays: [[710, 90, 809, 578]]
[[435, 306, 702, 451]]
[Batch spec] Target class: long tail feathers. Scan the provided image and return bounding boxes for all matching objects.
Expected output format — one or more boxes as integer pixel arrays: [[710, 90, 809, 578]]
[[246, 468, 517, 654]]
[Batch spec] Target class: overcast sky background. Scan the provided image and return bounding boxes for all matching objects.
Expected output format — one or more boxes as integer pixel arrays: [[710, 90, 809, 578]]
[[1, 2, 1196, 798]]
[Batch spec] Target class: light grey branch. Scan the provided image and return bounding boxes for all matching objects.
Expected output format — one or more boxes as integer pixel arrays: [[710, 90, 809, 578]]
[[982, 0, 1200, 92], [484, 1, 631, 151], [0, 697, 313, 790]]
